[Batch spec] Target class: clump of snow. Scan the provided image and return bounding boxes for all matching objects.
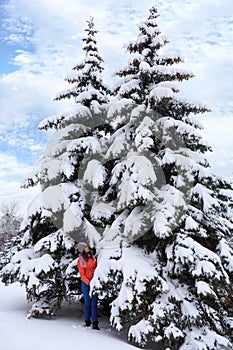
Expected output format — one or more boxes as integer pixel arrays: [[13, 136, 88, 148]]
[[128, 319, 154, 347], [84, 159, 106, 188], [180, 327, 232, 350], [217, 238, 233, 272], [185, 216, 199, 231], [149, 86, 174, 102], [196, 280, 217, 298], [191, 184, 219, 212], [164, 323, 184, 339]]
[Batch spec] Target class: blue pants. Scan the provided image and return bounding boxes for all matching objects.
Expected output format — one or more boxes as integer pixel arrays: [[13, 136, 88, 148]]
[[81, 282, 98, 322]]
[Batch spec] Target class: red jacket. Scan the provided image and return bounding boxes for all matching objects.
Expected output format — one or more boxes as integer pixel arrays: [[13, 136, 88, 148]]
[[78, 256, 97, 286]]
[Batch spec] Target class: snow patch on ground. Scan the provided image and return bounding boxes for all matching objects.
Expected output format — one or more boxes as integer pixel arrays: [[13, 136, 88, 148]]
[[0, 282, 137, 350]]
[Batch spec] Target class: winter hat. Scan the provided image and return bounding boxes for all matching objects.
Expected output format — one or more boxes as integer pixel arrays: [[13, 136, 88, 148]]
[[76, 242, 88, 253]]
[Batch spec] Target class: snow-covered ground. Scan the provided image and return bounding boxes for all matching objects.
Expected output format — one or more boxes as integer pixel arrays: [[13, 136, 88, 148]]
[[0, 282, 137, 350]]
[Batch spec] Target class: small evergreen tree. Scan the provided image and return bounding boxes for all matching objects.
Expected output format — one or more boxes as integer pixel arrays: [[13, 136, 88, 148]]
[[0, 18, 110, 318], [54, 17, 109, 107]]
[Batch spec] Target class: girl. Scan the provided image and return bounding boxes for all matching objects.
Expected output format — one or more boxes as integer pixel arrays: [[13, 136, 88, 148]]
[[77, 242, 99, 330]]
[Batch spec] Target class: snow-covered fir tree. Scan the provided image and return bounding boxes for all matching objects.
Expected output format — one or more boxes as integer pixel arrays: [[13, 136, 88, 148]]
[[1, 6, 233, 350], [54, 17, 109, 107], [0, 18, 110, 317], [86, 6, 233, 350]]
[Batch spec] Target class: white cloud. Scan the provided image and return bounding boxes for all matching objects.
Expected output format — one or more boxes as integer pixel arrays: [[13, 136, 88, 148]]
[[202, 114, 233, 179], [0, 151, 40, 214], [0, 70, 72, 125], [0, 0, 232, 214]]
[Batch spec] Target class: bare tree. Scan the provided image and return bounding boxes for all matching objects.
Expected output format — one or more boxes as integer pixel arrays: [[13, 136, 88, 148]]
[[0, 201, 23, 250]]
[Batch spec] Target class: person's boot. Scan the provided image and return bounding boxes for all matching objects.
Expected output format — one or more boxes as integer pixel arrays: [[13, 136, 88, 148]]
[[85, 320, 92, 327], [92, 321, 100, 330]]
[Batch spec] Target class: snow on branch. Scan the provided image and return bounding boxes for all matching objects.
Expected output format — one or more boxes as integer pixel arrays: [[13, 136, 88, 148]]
[[191, 183, 219, 212], [68, 136, 102, 155], [148, 86, 174, 102], [196, 280, 217, 298], [83, 159, 106, 188], [217, 238, 233, 272], [38, 106, 92, 130]]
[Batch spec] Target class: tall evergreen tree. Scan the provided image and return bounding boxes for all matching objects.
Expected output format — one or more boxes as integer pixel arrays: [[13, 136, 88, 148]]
[[85, 7, 233, 350], [0, 18, 110, 318], [0, 7, 233, 350]]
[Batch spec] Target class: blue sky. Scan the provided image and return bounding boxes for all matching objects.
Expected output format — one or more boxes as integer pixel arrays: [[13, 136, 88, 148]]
[[0, 0, 233, 214]]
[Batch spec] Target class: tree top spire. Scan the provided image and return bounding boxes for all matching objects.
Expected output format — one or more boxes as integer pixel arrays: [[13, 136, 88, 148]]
[[149, 6, 159, 18], [86, 16, 94, 30], [84, 16, 97, 37]]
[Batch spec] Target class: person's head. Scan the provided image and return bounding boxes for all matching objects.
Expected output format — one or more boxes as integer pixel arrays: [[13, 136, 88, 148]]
[[76, 242, 93, 258], [84, 245, 90, 254], [83, 245, 93, 259]]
